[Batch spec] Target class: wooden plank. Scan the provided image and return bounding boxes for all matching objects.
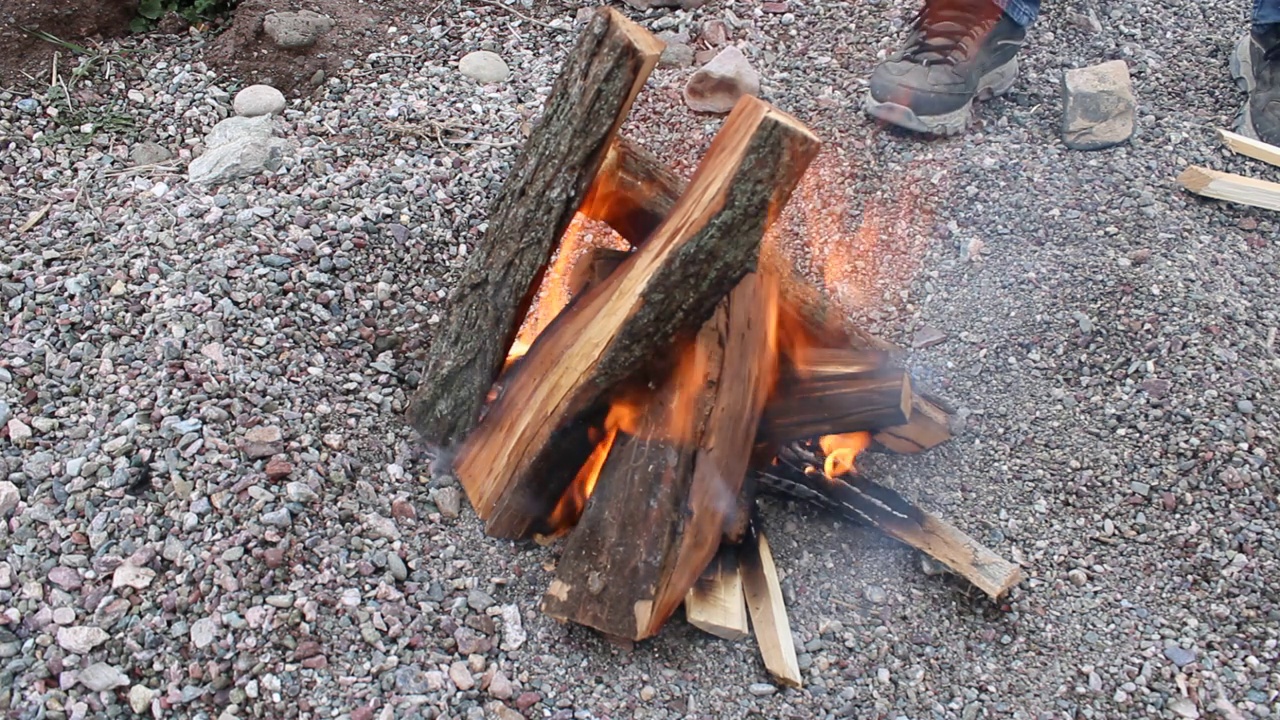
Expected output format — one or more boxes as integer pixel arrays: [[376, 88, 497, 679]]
[[759, 349, 912, 444], [685, 545, 749, 641], [741, 526, 802, 688], [1218, 128, 1280, 169], [1177, 165, 1280, 212], [456, 97, 820, 539], [405, 8, 665, 448]]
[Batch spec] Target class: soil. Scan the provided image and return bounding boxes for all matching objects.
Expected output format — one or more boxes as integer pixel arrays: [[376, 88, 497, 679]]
[[203, 0, 386, 97], [0, 0, 137, 88]]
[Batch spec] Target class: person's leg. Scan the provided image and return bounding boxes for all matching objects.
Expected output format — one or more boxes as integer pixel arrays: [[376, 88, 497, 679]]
[[863, 0, 1034, 135], [1230, 0, 1280, 143]]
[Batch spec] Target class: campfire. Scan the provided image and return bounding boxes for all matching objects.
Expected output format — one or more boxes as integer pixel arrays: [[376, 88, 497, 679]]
[[408, 8, 1021, 686]]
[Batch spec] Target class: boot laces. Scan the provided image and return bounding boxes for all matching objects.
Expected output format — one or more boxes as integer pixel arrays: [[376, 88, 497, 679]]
[[902, 0, 1003, 66]]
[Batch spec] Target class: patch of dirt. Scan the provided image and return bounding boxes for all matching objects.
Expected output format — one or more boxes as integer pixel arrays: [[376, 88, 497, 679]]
[[0, 0, 137, 88], [204, 0, 385, 98]]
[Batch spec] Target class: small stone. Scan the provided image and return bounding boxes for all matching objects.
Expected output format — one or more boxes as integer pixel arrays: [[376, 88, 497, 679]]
[[433, 486, 462, 519], [261, 508, 292, 528], [1167, 697, 1200, 719], [487, 702, 524, 720], [191, 617, 218, 648], [1061, 60, 1135, 150], [459, 50, 510, 83], [386, 553, 408, 582], [0, 481, 17, 516], [112, 564, 156, 590], [57, 625, 109, 654], [684, 46, 760, 114], [911, 325, 948, 349], [449, 661, 475, 691], [78, 662, 129, 692], [16, 98, 40, 114], [500, 604, 526, 651], [129, 142, 172, 166], [48, 566, 82, 590], [748, 683, 777, 697], [361, 512, 400, 541], [489, 670, 514, 700], [468, 589, 496, 612], [1128, 248, 1152, 264], [265, 457, 294, 480], [1140, 378, 1171, 399], [262, 10, 333, 48], [515, 692, 541, 711], [52, 607, 76, 625], [390, 497, 417, 522], [394, 665, 431, 694], [233, 84, 287, 117], [863, 585, 888, 605], [1163, 645, 1197, 668], [639, 685, 656, 701], [263, 547, 287, 568], [22, 451, 55, 481], [7, 418, 31, 446], [129, 685, 156, 714], [1237, 399, 1255, 414], [1130, 481, 1151, 497], [660, 42, 695, 68], [284, 482, 318, 504], [1067, 568, 1088, 586], [242, 426, 284, 459]]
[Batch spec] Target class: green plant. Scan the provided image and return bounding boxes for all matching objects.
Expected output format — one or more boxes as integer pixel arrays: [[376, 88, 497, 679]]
[[132, 0, 239, 32]]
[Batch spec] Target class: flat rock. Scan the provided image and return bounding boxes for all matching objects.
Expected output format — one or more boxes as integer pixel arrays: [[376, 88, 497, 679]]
[[263, 10, 333, 49], [233, 84, 287, 117], [48, 566, 82, 590], [129, 142, 172, 166], [190, 617, 217, 648], [0, 480, 19, 515], [684, 45, 760, 114], [1061, 60, 1135, 150], [240, 425, 285, 459], [57, 625, 109, 654], [78, 662, 129, 692], [265, 457, 294, 480], [189, 136, 292, 186], [459, 50, 509, 83], [112, 564, 156, 590], [1163, 645, 1197, 667]]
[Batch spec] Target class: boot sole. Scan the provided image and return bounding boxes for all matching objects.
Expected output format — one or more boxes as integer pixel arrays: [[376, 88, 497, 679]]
[[863, 56, 1020, 136], [1230, 33, 1260, 140]]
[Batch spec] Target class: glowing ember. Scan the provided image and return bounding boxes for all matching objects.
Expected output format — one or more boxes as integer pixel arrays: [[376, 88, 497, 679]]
[[819, 431, 871, 477]]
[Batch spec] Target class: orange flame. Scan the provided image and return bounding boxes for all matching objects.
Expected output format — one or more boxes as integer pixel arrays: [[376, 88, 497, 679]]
[[542, 392, 646, 534], [819, 431, 872, 478]]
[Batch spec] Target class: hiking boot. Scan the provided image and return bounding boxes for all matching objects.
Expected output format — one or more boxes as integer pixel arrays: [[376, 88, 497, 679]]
[[864, 0, 1026, 135], [1230, 24, 1280, 145]]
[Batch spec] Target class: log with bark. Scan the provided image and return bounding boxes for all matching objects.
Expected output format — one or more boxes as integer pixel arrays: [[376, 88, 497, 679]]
[[577, 134, 954, 453], [758, 348, 912, 444], [405, 8, 664, 448], [455, 96, 820, 540]]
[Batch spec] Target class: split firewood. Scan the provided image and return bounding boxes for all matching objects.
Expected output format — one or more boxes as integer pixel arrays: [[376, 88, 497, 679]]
[[578, 133, 954, 454], [1177, 165, 1280, 213], [456, 96, 819, 539], [405, 8, 664, 448], [754, 453, 1023, 601], [1218, 128, 1280, 169], [565, 246, 632, 298], [541, 273, 777, 639], [758, 348, 912, 444], [741, 525, 802, 688], [684, 544, 749, 641]]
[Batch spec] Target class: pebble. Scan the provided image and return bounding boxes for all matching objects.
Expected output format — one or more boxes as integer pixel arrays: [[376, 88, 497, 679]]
[[863, 585, 888, 605], [386, 552, 408, 582], [57, 626, 109, 654], [449, 661, 476, 691], [261, 508, 293, 528], [500, 604, 526, 651], [284, 481, 318, 503], [459, 50, 510, 83], [242, 425, 285, 459], [748, 683, 777, 696], [233, 84, 288, 117], [1163, 645, 1197, 668], [78, 663, 129, 692], [190, 617, 218, 648], [1068, 568, 1088, 586], [129, 685, 156, 714], [489, 669, 514, 700], [0, 481, 17, 516], [112, 564, 156, 590], [1061, 60, 1135, 150], [48, 566, 81, 590], [433, 486, 462, 518], [683, 46, 760, 114]]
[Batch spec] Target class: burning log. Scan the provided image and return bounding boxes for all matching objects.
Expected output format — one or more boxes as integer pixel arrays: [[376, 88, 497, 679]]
[[577, 134, 954, 454], [740, 525, 802, 687], [758, 348, 912, 445], [755, 450, 1023, 601], [684, 544, 749, 641], [541, 272, 777, 640], [405, 7, 664, 448], [456, 96, 820, 540]]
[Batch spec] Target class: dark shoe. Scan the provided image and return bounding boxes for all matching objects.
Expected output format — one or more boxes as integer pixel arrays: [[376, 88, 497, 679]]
[[864, 0, 1026, 135], [1230, 24, 1280, 145]]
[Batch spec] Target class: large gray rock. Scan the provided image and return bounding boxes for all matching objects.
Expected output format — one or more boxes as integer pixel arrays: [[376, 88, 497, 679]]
[[189, 116, 292, 186], [459, 50, 510, 84], [1061, 60, 1135, 150], [263, 10, 333, 49], [683, 46, 760, 114]]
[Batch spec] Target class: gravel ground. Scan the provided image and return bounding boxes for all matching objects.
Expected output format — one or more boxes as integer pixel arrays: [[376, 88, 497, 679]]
[[2, 1, 1278, 718]]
